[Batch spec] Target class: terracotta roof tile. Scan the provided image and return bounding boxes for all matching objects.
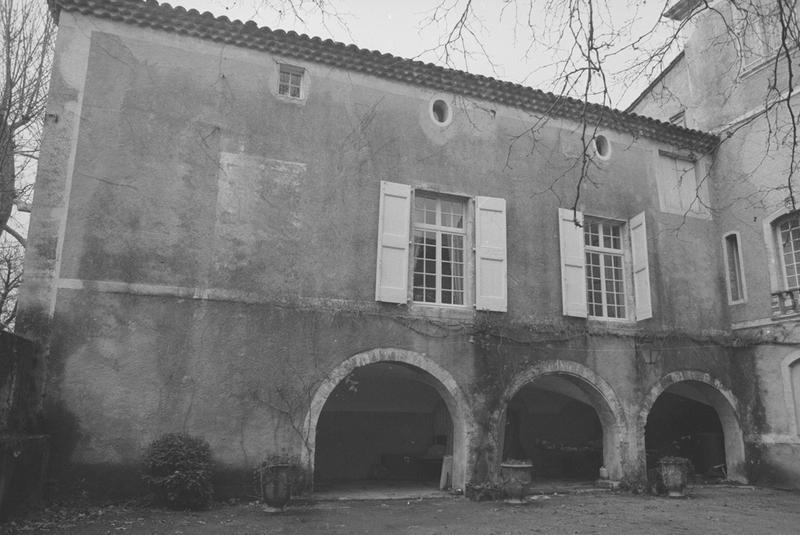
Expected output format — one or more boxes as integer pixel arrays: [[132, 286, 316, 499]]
[[49, 0, 719, 152]]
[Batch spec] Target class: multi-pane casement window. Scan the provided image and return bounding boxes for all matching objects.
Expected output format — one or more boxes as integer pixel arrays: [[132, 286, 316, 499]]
[[776, 213, 800, 289], [723, 232, 747, 304], [375, 181, 507, 311], [584, 220, 626, 318], [558, 208, 652, 320], [278, 64, 304, 98], [412, 193, 466, 305]]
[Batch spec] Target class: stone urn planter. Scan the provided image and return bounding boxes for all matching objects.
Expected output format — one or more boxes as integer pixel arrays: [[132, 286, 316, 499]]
[[254, 457, 304, 512], [500, 459, 533, 504], [657, 457, 690, 498]]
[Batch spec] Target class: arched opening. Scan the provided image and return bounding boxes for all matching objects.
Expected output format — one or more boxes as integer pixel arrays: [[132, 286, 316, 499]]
[[782, 354, 800, 437], [641, 374, 747, 483], [501, 361, 625, 484], [302, 349, 473, 497], [314, 362, 452, 493]]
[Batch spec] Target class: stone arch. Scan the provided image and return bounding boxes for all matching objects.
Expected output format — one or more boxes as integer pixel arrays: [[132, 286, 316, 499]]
[[782, 353, 800, 437], [639, 370, 747, 483], [302, 348, 475, 490], [499, 360, 627, 480]]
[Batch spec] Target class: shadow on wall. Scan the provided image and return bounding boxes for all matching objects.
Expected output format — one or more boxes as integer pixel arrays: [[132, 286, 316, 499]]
[[0, 332, 40, 432], [0, 331, 49, 520]]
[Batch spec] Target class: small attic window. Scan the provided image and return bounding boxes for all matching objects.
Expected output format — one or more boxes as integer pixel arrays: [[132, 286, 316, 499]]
[[432, 99, 450, 124], [278, 64, 304, 98]]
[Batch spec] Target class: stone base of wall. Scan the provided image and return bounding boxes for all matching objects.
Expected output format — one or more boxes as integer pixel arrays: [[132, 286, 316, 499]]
[[749, 442, 800, 490], [52, 463, 262, 504], [0, 434, 49, 520]]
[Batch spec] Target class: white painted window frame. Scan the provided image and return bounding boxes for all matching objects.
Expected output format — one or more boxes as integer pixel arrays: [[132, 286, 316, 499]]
[[376, 181, 507, 312], [559, 208, 652, 321], [273, 61, 309, 103], [764, 208, 800, 292], [722, 231, 748, 304], [584, 219, 627, 319], [412, 192, 468, 307]]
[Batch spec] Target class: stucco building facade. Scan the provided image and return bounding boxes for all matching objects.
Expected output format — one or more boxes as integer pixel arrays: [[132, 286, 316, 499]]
[[630, 0, 800, 490], [16, 0, 798, 495]]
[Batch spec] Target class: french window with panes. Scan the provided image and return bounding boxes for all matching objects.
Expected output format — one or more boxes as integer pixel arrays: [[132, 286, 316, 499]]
[[584, 220, 626, 318], [558, 208, 652, 320], [773, 213, 800, 290], [375, 181, 507, 311], [412, 192, 466, 305]]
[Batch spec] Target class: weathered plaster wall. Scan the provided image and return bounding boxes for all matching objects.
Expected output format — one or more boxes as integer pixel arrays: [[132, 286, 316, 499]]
[[47, 21, 727, 329], [629, 3, 800, 489], [16, 11, 765, 495]]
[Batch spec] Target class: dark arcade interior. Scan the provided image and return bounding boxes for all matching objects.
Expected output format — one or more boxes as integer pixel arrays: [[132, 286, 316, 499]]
[[503, 378, 604, 481], [645, 388, 727, 477], [314, 362, 453, 489]]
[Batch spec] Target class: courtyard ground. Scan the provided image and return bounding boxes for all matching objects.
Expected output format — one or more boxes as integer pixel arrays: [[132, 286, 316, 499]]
[[3, 485, 799, 534]]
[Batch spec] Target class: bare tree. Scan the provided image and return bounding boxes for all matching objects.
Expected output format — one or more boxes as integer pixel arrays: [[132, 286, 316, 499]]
[[239, 1, 800, 215], [0, 0, 54, 245], [419, 0, 800, 212], [0, 238, 22, 330]]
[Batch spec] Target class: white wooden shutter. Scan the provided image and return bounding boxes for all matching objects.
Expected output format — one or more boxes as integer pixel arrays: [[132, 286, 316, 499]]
[[630, 211, 653, 320], [475, 196, 507, 312], [558, 207, 587, 317], [375, 181, 411, 303]]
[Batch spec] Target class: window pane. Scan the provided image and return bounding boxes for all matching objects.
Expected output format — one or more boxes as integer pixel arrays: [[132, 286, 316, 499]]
[[585, 247, 625, 319], [412, 193, 466, 305], [413, 231, 437, 303], [585, 223, 600, 247], [440, 199, 464, 229], [725, 234, 743, 302], [414, 194, 437, 225], [781, 216, 800, 289]]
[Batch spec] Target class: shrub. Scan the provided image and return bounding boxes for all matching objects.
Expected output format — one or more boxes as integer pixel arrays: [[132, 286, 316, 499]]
[[142, 433, 213, 510]]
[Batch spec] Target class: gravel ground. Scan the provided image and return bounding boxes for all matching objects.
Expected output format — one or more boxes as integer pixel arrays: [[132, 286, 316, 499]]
[[3, 486, 799, 534]]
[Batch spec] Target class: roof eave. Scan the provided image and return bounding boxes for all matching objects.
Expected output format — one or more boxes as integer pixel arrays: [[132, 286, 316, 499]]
[[664, 0, 703, 21]]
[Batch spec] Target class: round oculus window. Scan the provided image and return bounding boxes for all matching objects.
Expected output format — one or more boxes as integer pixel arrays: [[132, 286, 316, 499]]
[[593, 135, 611, 160], [431, 99, 451, 125]]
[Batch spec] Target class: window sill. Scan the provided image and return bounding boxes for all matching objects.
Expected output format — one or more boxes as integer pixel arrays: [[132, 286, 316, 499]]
[[587, 316, 634, 324], [407, 303, 476, 322], [274, 93, 308, 106], [585, 317, 639, 335]]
